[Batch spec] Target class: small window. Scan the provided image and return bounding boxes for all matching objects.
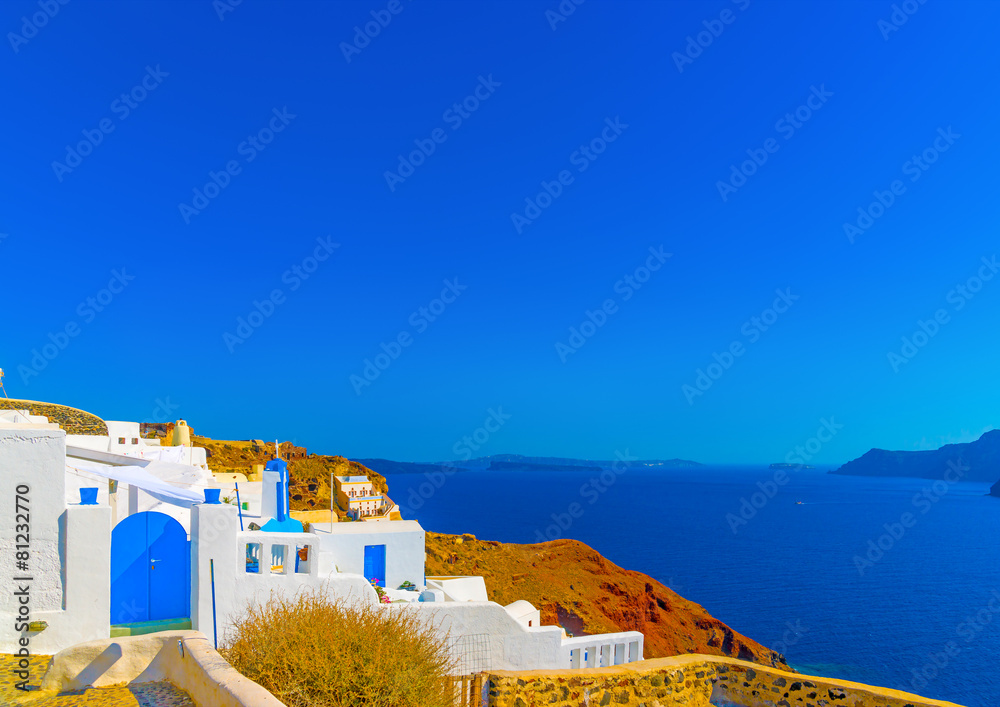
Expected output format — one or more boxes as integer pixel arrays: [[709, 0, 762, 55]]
[[295, 545, 310, 574], [245, 543, 261, 573], [131, 438, 139, 445], [118, 437, 126, 444], [271, 545, 287, 574]]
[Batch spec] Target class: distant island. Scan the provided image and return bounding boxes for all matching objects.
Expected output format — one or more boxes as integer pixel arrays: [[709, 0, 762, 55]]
[[831, 429, 1000, 483], [355, 453, 702, 476], [769, 463, 816, 470], [487, 460, 603, 473]]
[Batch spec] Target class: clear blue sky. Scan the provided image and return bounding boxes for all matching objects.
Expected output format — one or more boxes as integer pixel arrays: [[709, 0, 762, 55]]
[[2, 0, 998, 465]]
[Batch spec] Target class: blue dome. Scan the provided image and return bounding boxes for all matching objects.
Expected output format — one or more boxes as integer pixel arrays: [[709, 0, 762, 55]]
[[264, 458, 288, 473]]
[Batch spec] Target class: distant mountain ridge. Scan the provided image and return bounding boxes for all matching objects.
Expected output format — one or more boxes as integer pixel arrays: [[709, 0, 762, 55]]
[[354, 453, 702, 475], [831, 429, 1000, 483], [487, 460, 602, 473]]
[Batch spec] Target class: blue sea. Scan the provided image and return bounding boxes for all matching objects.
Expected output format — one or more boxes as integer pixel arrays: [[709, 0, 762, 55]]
[[384, 465, 1000, 707]]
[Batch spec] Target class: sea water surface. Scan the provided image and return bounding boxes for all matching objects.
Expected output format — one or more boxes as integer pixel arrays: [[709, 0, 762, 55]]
[[384, 465, 1000, 707]]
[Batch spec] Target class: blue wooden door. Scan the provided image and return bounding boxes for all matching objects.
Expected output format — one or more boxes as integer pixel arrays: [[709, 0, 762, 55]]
[[110, 513, 149, 624], [147, 512, 189, 620], [364, 544, 386, 587], [111, 512, 190, 624]]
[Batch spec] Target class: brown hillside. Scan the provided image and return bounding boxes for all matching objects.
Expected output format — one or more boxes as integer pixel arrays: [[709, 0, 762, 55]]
[[192, 434, 389, 514], [425, 532, 788, 669]]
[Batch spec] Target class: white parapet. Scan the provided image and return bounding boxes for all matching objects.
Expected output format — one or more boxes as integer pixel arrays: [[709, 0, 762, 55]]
[[41, 630, 285, 706], [394, 597, 644, 675], [396, 601, 564, 674], [190, 503, 377, 648], [561, 631, 644, 669]]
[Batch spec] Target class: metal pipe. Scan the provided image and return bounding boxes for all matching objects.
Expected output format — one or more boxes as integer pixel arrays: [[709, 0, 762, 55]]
[[210, 559, 218, 649], [235, 482, 244, 531]]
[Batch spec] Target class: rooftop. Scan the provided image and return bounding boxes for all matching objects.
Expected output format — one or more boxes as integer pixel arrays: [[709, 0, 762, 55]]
[[0, 398, 108, 435], [310, 520, 423, 535], [337, 475, 370, 483]]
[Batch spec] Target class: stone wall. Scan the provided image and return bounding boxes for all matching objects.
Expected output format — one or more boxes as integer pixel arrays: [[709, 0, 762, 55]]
[[484, 654, 965, 707], [0, 399, 107, 435]]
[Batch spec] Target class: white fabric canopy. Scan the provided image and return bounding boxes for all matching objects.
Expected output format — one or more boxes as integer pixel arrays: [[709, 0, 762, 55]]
[[65, 458, 209, 507], [117, 446, 191, 464]]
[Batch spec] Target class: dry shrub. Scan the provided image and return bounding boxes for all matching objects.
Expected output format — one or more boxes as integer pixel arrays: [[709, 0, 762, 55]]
[[221, 589, 455, 707]]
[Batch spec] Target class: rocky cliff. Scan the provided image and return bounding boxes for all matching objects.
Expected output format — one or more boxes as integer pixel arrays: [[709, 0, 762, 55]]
[[424, 532, 788, 669], [831, 429, 1000, 482]]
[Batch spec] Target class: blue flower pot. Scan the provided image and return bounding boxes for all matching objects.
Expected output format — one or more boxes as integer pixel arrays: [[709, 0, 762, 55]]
[[203, 488, 221, 504], [80, 487, 98, 505]]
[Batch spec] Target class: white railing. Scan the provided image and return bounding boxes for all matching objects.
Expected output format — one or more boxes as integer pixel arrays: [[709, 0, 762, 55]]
[[562, 631, 644, 669]]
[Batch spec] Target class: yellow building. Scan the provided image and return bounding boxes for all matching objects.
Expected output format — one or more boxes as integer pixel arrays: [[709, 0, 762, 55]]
[[334, 475, 386, 519]]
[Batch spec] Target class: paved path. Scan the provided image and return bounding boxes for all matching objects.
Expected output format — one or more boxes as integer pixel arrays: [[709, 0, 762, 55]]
[[0, 656, 196, 707]]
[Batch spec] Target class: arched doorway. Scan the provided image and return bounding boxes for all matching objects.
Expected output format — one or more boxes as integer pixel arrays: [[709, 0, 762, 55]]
[[110, 511, 190, 624]]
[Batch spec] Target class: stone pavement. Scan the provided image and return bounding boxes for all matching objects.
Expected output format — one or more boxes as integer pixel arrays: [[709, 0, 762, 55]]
[[0, 655, 196, 707]]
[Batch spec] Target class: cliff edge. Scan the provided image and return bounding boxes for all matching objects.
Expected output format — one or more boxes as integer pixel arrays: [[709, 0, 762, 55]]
[[831, 429, 1000, 482], [424, 532, 788, 669]]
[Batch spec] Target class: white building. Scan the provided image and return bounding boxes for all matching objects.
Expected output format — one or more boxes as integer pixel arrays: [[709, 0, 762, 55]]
[[66, 420, 208, 469], [334, 474, 396, 519], [0, 407, 643, 678]]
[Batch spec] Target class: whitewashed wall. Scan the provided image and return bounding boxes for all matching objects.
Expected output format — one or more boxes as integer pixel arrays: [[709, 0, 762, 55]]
[[311, 520, 426, 590], [395, 602, 565, 674], [0, 426, 111, 653], [190, 503, 377, 647]]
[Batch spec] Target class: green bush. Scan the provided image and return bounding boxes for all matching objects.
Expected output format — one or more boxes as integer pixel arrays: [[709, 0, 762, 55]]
[[221, 589, 454, 707]]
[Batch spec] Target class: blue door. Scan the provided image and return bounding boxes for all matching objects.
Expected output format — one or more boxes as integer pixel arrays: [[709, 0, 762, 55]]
[[111, 512, 190, 624], [364, 544, 386, 587]]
